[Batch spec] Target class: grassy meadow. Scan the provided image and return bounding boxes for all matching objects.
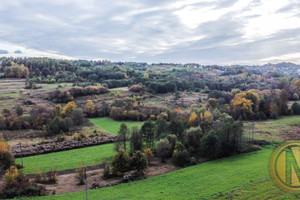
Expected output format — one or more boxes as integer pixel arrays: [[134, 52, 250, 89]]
[[90, 117, 144, 135], [20, 146, 300, 200], [15, 143, 115, 174], [244, 115, 300, 143]]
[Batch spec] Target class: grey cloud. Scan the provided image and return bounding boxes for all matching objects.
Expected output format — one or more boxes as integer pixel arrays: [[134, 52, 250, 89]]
[[0, 0, 299, 64]]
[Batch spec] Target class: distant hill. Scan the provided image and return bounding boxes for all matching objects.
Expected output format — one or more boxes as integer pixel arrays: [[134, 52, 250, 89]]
[[0, 49, 8, 54]]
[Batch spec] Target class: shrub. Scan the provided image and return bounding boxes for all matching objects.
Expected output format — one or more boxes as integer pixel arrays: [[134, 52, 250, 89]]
[[144, 148, 154, 164], [0, 142, 15, 170], [4, 166, 18, 184], [156, 139, 171, 162], [16, 106, 23, 116], [56, 134, 67, 142], [1, 174, 45, 199], [103, 165, 111, 179], [111, 149, 131, 176], [190, 157, 197, 165], [75, 167, 85, 185], [71, 108, 84, 125], [292, 102, 300, 115], [34, 169, 42, 183], [130, 151, 148, 174], [167, 134, 177, 151], [129, 85, 142, 93], [72, 133, 87, 141], [47, 168, 58, 184], [172, 150, 190, 167]]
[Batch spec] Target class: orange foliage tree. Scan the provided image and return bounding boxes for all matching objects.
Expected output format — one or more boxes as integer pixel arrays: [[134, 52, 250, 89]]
[[188, 112, 198, 126]]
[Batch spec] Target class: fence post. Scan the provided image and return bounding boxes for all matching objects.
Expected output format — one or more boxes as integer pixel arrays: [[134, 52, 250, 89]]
[[85, 166, 88, 200], [19, 143, 23, 166]]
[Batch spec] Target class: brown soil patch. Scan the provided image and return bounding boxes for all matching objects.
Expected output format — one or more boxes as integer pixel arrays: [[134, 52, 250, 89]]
[[281, 127, 300, 140], [32, 158, 179, 195], [254, 131, 271, 135]]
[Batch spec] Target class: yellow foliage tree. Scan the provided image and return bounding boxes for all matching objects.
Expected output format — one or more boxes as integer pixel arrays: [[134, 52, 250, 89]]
[[4, 166, 18, 183], [188, 112, 198, 126], [202, 111, 213, 122], [54, 104, 62, 117], [231, 90, 260, 117], [144, 147, 154, 164], [63, 101, 77, 117], [294, 80, 300, 90], [86, 100, 95, 113], [231, 95, 254, 119]]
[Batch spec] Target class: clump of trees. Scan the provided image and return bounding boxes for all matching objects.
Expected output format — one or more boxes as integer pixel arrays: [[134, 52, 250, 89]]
[[0, 102, 84, 136], [3, 62, 29, 78], [48, 86, 109, 103]]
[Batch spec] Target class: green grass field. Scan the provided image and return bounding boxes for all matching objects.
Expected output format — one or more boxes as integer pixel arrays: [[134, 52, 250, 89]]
[[20, 146, 300, 200], [244, 115, 300, 143], [15, 143, 115, 174], [90, 117, 144, 135]]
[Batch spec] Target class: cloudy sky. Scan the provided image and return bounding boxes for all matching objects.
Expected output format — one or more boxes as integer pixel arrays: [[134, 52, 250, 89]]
[[0, 0, 300, 64]]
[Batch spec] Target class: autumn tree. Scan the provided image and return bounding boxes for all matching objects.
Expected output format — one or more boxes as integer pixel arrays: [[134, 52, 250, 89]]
[[231, 91, 259, 120], [54, 104, 62, 117], [30, 104, 52, 129], [62, 101, 77, 117], [293, 80, 300, 90], [4, 166, 18, 183], [144, 147, 153, 164], [188, 112, 198, 126], [0, 141, 15, 170], [85, 100, 95, 117], [200, 111, 213, 134]]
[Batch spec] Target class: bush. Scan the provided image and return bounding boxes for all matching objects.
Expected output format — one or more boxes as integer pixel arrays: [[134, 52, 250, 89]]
[[4, 166, 18, 184], [130, 151, 148, 174], [1, 173, 45, 199], [72, 108, 84, 125], [167, 134, 177, 150], [0, 151, 15, 170], [144, 148, 154, 164], [46, 168, 58, 184], [172, 150, 190, 167], [292, 102, 300, 115], [111, 149, 131, 176], [34, 169, 42, 183], [75, 167, 85, 185], [156, 139, 171, 162], [129, 85, 143, 93], [190, 157, 197, 165], [103, 165, 111, 179]]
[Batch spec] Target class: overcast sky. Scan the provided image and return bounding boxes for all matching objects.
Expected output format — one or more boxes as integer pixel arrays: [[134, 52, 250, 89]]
[[0, 0, 300, 64]]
